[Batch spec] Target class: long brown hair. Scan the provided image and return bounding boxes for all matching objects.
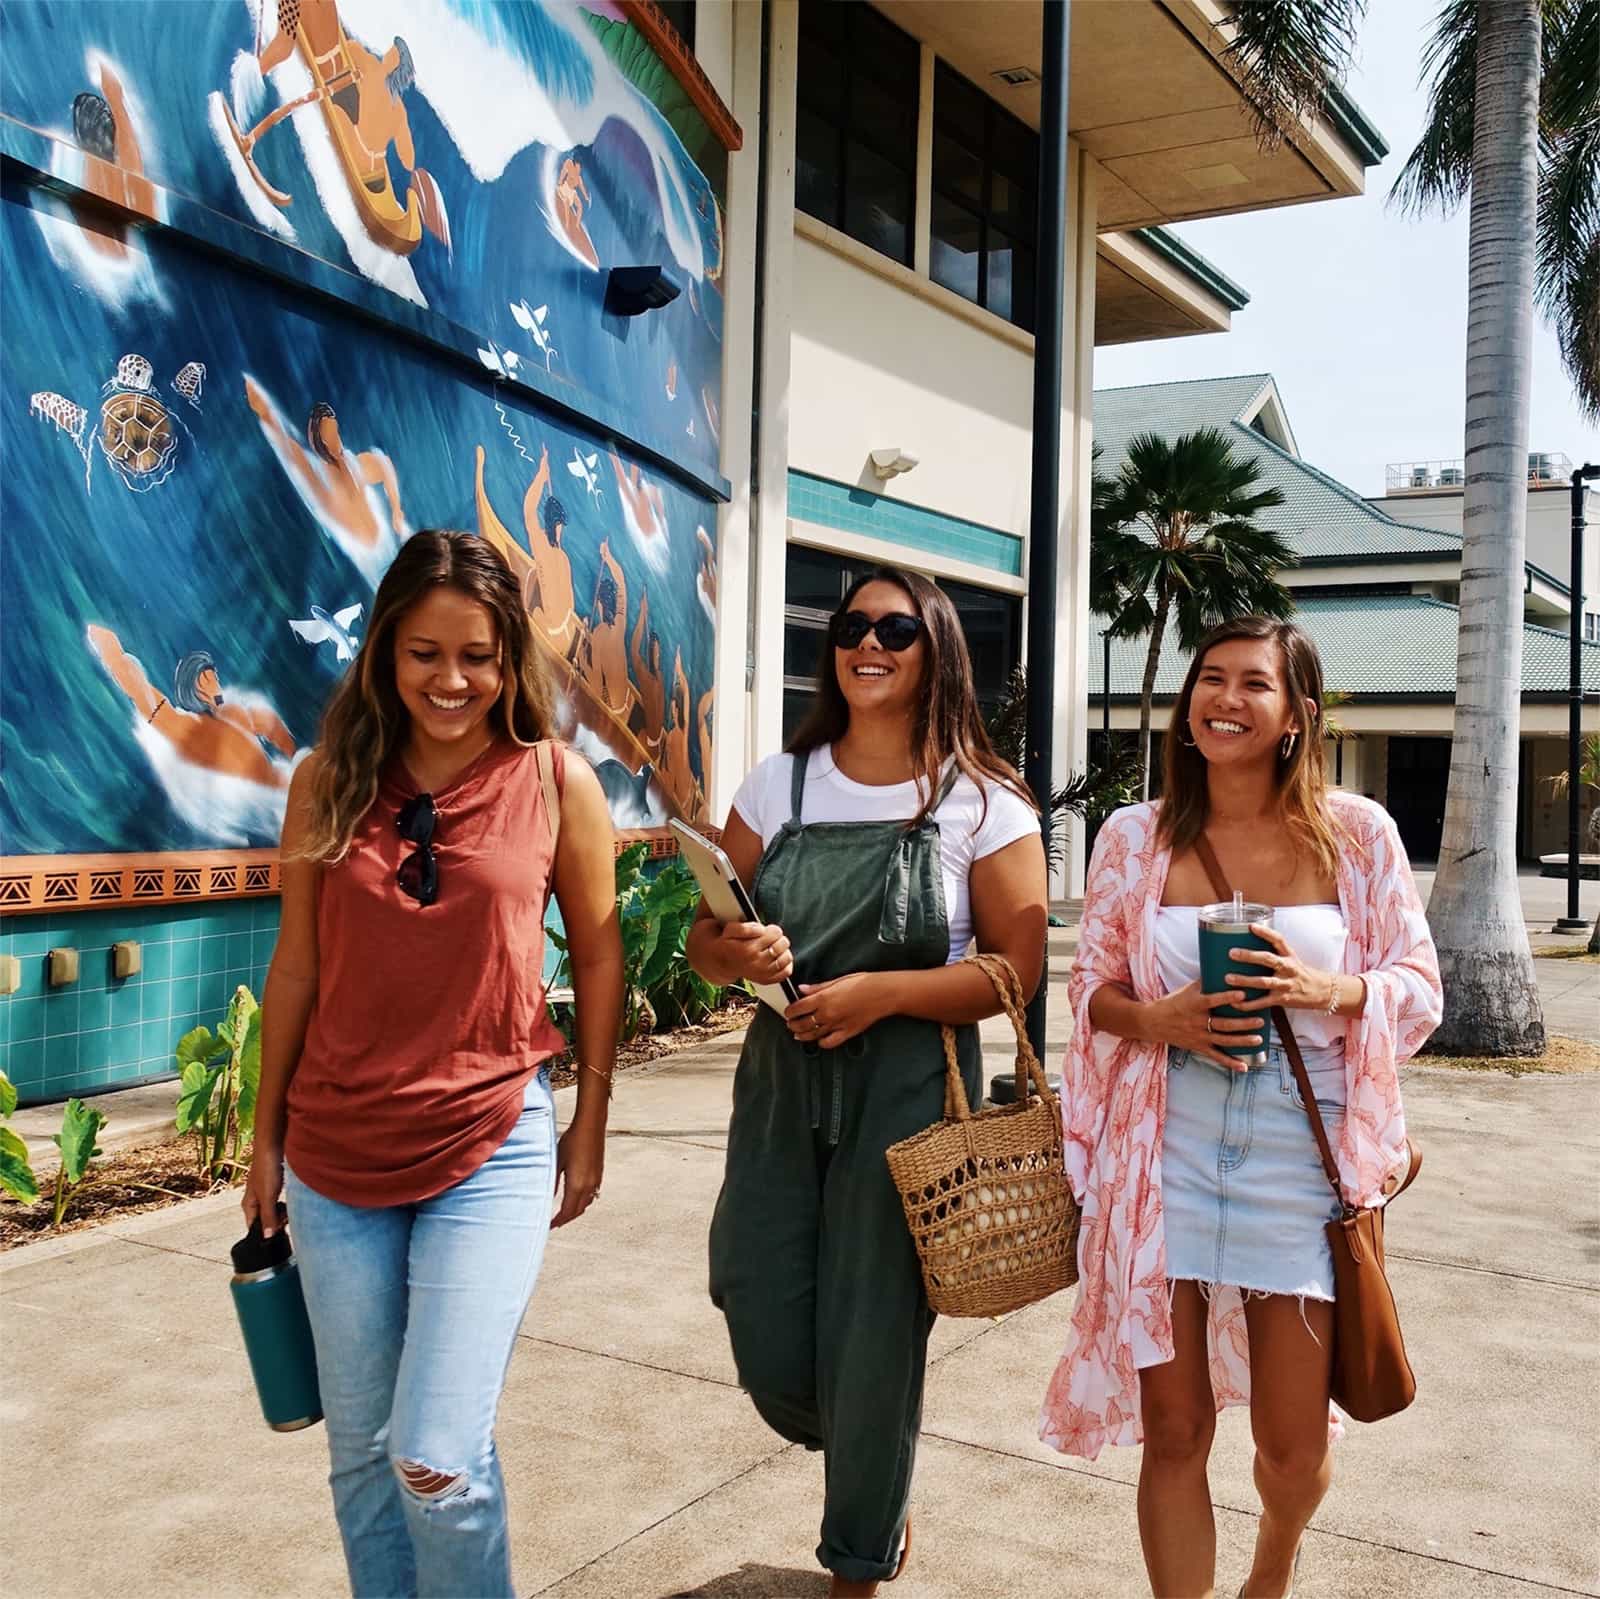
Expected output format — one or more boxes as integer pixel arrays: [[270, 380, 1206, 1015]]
[[788, 564, 1035, 824], [1156, 614, 1342, 881], [301, 530, 556, 861]]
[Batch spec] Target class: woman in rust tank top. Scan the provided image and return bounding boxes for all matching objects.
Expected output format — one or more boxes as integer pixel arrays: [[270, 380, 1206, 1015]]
[[243, 531, 623, 1599]]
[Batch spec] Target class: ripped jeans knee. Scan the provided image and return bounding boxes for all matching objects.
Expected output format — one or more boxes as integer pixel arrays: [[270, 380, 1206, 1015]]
[[391, 1455, 470, 1506]]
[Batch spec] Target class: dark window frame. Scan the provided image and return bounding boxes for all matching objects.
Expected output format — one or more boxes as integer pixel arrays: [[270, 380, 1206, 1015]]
[[929, 60, 1038, 331], [795, 1, 920, 267]]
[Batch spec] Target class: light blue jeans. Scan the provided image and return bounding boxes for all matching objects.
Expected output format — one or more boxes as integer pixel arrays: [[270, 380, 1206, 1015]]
[[284, 1069, 556, 1599]]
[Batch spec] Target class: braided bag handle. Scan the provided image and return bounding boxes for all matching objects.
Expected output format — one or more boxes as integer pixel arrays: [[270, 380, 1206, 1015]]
[[939, 953, 1052, 1121]]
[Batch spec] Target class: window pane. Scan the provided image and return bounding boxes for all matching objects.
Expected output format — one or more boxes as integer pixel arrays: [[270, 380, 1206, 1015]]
[[991, 114, 1038, 190], [934, 60, 985, 149], [797, 29, 844, 119], [787, 546, 850, 611], [941, 582, 1020, 714], [784, 621, 829, 682], [932, 130, 984, 211], [989, 168, 1036, 242], [851, 2, 919, 84], [930, 191, 982, 303], [851, 73, 916, 167], [796, 107, 842, 226], [1008, 240, 1036, 331], [782, 687, 816, 745], [843, 141, 913, 263]]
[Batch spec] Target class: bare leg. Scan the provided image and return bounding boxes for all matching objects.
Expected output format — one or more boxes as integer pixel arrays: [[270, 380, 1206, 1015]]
[[1241, 1294, 1334, 1598], [1138, 1281, 1218, 1598]]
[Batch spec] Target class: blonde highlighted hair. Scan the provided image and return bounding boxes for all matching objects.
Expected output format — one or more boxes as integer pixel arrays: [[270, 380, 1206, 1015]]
[[1156, 614, 1344, 883], [299, 530, 556, 862]]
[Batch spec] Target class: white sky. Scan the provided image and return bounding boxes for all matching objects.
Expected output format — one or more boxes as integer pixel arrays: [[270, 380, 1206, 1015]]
[[1092, 0, 1600, 498]]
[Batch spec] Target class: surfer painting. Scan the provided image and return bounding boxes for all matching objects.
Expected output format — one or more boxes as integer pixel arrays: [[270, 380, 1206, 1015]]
[[87, 626, 297, 790], [68, 62, 158, 249], [609, 451, 669, 569], [582, 541, 635, 721], [219, 0, 449, 256], [245, 380, 408, 583], [553, 154, 598, 269], [520, 442, 581, 656]]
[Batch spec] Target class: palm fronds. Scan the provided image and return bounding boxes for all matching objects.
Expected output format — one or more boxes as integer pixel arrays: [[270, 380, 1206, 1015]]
[[1223, 0, 1368, 149]]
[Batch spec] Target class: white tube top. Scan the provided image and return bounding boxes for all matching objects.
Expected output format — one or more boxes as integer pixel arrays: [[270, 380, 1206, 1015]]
[[1155, 904, 1350, 1051]]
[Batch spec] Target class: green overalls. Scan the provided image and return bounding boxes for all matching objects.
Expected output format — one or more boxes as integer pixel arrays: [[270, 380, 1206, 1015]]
[[708, 751, 982, 1585]]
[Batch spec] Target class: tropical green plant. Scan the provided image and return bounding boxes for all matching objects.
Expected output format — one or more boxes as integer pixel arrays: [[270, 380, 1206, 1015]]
[[986, 666, 1145, 870], [49, 1097, 107, 1228], [550, 845, 731, 1040], [174, 985, 262, 1183], [1091, 427, 1293, 795], [0, 1069, 39, 1206]]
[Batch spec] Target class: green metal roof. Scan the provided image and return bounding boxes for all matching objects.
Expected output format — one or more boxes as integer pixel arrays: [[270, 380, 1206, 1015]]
[[1088, 593, 1600, 700], [1131, 228, 1251, 311], [1093, 375, 1468, 563]]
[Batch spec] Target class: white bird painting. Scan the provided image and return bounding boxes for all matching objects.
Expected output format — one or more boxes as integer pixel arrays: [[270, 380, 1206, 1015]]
[[289, 603, 364, 664], [511, 300, 558, 371], [476, 343, 521, 378], [567, 447, 603, 504]]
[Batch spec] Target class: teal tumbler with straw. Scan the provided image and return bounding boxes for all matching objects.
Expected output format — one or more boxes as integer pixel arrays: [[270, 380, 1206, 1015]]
[[1196, 892, 1274, 1065]]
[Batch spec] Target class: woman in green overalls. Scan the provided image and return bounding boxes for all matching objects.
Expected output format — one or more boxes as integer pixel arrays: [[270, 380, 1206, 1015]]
[[689, 567, 1047, 1596]]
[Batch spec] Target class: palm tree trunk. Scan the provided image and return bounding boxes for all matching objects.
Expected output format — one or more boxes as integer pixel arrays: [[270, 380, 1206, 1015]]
[[1138, 578, 1172, 800], [1426, 0, 1546, 1055]]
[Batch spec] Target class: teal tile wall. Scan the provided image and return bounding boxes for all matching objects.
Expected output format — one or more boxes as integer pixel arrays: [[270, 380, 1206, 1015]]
[[0, 899, 279, 1105], [786, 470, 1024, 577]]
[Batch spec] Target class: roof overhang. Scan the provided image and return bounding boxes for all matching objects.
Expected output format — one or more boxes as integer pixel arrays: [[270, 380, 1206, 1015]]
[[871, 0, 1384, 229], [1095, 227, 1248, 345]]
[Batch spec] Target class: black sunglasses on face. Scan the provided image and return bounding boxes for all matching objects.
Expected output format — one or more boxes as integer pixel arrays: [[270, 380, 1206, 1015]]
[[829, 609, 923, 652], [396, 793, 439, 906]]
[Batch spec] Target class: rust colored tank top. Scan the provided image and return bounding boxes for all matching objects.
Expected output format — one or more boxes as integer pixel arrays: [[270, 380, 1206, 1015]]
[[286, 738, 565, 1206]]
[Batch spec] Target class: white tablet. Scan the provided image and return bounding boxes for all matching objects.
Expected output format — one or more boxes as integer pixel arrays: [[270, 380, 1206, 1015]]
[[670, 819, 800, 1015]]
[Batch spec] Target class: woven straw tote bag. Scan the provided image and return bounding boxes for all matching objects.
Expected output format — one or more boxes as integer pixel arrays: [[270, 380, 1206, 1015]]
[[885, 952, 1080, 1318]]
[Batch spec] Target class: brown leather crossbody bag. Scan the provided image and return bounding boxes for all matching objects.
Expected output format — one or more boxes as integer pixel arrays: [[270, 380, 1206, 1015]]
[[1193, 837, 1419, 1423]]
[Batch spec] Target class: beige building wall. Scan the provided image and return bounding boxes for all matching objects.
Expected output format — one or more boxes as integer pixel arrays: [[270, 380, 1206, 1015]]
[[788, 227, 1035, 535], [1375, 484, 1598, 628]]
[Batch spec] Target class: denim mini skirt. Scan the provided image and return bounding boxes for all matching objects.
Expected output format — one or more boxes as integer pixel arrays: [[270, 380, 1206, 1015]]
[[1162, 1044, 1347, 1301]]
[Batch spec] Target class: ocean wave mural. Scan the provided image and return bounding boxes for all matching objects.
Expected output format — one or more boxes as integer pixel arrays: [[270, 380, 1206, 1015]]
[[0, 0, 726, 480], [0, 0, 722, 858]]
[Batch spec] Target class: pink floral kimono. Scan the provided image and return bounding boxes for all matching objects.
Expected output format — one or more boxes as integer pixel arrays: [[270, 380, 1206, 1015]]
[[1039, 793, 1442, 1460]]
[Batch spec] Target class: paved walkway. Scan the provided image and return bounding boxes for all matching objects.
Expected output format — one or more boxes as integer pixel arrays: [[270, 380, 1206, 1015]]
[[4, 972, 1597, 1599]]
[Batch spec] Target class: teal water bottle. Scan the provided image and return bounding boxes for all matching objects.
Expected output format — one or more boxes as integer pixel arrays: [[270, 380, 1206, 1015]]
[[229, 1211, 323, 1432]]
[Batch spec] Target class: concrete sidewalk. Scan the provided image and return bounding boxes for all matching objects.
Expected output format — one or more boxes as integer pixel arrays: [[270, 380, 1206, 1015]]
[[4, 974, 1598, 1599]]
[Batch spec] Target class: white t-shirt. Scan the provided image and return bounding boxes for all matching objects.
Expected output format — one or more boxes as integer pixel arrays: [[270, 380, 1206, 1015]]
[[730, 745, 1040, 964]]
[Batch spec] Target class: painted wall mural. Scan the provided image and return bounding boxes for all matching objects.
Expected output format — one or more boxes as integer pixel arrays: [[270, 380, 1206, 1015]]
[[0, 0, 726, 869]]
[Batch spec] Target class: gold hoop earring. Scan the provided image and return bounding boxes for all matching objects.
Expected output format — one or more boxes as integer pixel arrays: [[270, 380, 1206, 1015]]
[[1280, 731, 1297, 760]]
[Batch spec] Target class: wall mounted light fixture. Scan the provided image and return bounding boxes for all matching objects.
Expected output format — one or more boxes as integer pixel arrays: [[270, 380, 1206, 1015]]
[[869, 448, 919, 482], [604, 266, 681, 318]]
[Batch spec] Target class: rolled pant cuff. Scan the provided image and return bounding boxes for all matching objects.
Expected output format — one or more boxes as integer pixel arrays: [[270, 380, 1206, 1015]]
[[819, 1543, 898, 1584]]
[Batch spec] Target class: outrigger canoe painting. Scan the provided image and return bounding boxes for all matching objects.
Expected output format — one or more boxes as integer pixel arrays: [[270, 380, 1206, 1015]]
[[215, 0, 451, 258]]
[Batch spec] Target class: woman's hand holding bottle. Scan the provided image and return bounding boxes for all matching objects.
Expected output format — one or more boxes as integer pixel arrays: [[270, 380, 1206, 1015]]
[[1141, 982, 1262, 1071]]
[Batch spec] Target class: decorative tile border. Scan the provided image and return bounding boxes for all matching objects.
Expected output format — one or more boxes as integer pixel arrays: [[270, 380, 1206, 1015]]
[[786, 471, 1024, 578], [0, 853, 280, 915]]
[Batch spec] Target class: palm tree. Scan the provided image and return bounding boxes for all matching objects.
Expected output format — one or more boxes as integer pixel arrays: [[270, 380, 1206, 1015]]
[[1228, 2, 1600, 419], [1091, 427, 1293, 796], [1226, 2, 1598, 1051], [1393, 1, 1548, 1054]]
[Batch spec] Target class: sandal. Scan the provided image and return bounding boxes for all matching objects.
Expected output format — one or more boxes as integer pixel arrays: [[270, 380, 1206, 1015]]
[[889, 1514, 911, 1582]]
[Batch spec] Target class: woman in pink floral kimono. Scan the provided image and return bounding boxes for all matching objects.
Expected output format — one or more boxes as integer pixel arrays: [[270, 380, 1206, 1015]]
[[1040, 616, 1441, 1599]]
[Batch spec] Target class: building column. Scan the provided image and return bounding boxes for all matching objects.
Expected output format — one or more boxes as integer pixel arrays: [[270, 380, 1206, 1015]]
[[701, 0, 759, 818], [749, 0, 798, 766], [1054, 147, 1098, 899]]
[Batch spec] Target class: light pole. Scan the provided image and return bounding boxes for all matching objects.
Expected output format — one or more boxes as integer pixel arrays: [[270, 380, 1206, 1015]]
[[1101, 629, 1111, 738], [1553, 462, 1598, 934]]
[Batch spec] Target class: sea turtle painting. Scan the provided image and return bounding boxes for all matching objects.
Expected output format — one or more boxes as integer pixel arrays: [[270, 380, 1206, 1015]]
[[29, 351, 203, 493]]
